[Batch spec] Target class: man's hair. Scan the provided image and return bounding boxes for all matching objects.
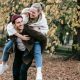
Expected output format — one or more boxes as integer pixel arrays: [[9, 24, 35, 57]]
[[11, 14, 23, 24]]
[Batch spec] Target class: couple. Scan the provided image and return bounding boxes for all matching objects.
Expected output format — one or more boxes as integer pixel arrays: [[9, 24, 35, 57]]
[[0, 3, 48, 80]]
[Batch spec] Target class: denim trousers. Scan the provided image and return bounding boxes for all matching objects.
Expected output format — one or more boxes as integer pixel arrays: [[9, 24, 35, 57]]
[[13, 46, 32, 80], [34, 42, 42, 67], [2, 40, 13, 62], [2, 40, 42, 68]]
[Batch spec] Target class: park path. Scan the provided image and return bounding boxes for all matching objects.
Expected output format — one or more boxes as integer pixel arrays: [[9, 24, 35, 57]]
[[0, 53, 80, 80]]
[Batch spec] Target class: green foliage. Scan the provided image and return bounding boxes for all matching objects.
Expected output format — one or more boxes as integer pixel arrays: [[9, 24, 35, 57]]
[[0, 37, 6, 47], [0, 0, 78, 50]]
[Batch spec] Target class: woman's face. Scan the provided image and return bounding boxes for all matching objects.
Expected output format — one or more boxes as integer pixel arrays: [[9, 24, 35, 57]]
[[29, 7, 40, 19]]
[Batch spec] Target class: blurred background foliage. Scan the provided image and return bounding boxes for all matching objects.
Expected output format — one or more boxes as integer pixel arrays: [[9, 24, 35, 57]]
[[0, 0, 80, 59], [0, 0, 78, 29]]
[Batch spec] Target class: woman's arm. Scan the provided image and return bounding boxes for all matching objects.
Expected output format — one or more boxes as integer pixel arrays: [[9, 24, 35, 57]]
[[7, 22, 30, 41], [14, 32, 30, 41]]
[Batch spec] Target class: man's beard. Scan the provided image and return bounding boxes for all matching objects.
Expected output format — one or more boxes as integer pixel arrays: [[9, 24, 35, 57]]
[[21, 14, 29, 24], [17, 25, 24, 32]]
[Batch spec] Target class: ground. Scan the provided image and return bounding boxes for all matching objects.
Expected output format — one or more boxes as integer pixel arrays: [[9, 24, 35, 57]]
[[0, 53, 80, 80]]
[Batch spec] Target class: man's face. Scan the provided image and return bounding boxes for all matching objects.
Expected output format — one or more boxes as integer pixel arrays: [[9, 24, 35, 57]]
[[14, 17, 24, 30], [29, 7, 40, 19]]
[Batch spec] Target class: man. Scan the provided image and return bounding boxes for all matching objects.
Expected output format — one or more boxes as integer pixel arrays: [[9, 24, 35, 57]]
[[0, 13, 29, 75], [10, 14, 33, 80]]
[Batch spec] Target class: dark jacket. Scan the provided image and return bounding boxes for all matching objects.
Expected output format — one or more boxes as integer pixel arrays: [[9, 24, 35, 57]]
[[22, 24, 47, 52], [14, 24, 47, 64]]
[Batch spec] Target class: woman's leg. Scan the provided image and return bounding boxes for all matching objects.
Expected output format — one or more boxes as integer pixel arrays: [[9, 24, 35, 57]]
[[34, 41, 42, 80], [2, 40, 13, 62], [0, 40, 13, 75]]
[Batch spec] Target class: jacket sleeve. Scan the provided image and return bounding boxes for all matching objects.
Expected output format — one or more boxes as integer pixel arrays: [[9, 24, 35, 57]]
[[23, 24, 47, 51]]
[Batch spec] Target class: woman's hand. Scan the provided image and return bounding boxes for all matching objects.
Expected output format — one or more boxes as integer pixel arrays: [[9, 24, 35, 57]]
[[15, 33, 30, 41], [33, 27, 40, 32], [23, 35, 30, 40]]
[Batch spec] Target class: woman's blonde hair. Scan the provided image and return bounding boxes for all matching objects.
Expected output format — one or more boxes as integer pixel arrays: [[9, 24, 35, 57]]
[[31, 2, 45, 11]]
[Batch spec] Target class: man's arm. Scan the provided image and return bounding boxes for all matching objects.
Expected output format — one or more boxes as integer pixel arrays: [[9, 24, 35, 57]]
[[24, 25, 47, 42], [23, 25, 47, 51]]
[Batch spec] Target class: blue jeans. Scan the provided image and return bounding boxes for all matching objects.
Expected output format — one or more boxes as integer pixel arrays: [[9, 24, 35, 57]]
[[34, 42, 42, 67], [2, 40, 42, 68], [2, 40, 13, 62]]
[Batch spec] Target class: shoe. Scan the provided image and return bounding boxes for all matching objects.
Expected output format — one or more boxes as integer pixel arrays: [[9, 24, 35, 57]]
[[0, 64, 8, 75], [36, 72, 42, 80]]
